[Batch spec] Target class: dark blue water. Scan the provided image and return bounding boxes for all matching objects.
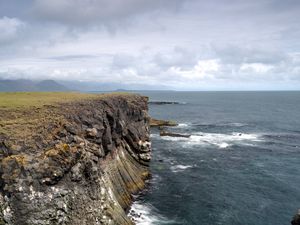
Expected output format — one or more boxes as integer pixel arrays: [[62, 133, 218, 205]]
[[129, 91, 300, 225]]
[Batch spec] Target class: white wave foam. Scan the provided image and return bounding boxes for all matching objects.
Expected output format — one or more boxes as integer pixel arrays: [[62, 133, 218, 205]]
[[187, 132, 261, 148], [228, 122, 248, 127], [218, 142, 230, 149], [177, 123, 189, 128], [150, 133, 160, 139], [160, 136, 188, 141], [170, 164, 193, 173], [128, 201, 178, 225], [160, 132, 262, 149]]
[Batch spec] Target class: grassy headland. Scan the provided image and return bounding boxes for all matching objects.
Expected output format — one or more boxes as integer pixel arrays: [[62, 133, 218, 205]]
[[0, 92, 133, 138]]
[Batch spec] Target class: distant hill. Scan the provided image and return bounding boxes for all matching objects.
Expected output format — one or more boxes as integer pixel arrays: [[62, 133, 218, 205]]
[[35, 80, 68, 92], [0, 79, 173, 92], [0, 79, 69, 92]]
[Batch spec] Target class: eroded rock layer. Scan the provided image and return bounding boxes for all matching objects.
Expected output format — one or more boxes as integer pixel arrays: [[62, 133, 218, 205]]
[[0, 94, 151, 225]]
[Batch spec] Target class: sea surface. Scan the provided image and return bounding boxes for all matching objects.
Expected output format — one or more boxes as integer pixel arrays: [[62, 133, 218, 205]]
[[128, 91, 300, 225]]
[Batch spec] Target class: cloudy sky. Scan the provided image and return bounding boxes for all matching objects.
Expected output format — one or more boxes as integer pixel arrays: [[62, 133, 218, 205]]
[[0, 0, 300, 90]]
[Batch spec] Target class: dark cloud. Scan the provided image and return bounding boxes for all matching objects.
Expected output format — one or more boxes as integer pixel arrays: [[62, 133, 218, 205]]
[[30, 0, 185, 27]]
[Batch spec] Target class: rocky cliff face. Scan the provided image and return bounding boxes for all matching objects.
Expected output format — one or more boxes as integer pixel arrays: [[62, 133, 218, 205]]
[[0, 94, 151, 225]]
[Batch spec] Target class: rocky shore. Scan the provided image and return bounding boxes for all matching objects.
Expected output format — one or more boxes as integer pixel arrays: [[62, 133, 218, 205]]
[[0, 93, 151, 225]]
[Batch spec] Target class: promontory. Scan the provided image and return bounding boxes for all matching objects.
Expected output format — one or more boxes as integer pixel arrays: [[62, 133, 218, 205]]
[[0, 92, 151, 225]]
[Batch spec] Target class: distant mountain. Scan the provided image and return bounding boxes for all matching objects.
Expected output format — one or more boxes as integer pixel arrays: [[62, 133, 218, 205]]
[[35, 80, 68, 91], [0, 79, 69, 92], [0, 79, 172, 92], [59, 80, 171, 92]]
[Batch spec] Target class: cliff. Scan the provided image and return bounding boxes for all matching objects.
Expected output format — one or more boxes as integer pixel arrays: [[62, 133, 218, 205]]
[[0, 93, 151, 225]]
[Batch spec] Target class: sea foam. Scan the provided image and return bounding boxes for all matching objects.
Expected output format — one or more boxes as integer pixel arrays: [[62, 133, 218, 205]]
[[170, 164, 193, 173], [128, 201, 179, 225], [161, 132, 262, 149]]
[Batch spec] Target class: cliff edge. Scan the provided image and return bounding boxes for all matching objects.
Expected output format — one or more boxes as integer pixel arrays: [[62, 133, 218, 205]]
[[0, 93, 151, 225]]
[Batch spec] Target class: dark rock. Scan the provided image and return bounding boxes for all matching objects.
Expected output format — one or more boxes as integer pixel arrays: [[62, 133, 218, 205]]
[[149, 101, 181, 105], [64, 124, 78, 135], [150, 118, 178, 127], [160, 130, 191, 138], [292, 210, 300, 225], [86, 128, 98, 138]]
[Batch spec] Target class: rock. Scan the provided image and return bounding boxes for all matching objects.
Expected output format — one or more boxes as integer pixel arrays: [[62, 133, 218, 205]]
[[150, 118, 178, 127], [86, 128, 98, 138], [160, 130, 191, 138], [73, 135, 84, 144], [139, 152, 151, 162], [149, 101, 181, 105], [70, 163, 84, 181], [64, 124, 78, 135], [292, 209, 300, 225], [138, 140, 151, 152]]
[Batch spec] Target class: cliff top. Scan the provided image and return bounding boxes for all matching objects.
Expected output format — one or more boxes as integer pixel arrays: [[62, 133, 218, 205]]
[[0, 92, 135, 109], [0, 92, 141, 140]]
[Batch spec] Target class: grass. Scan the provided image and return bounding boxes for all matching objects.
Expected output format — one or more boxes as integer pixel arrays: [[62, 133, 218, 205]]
[[0, 92, 136, 138], [0, 92, 101, 109], [0, 92, 137, 109]]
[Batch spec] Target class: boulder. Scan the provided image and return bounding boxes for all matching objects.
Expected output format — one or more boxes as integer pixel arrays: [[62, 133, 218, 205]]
[[292, 210, 300, 225]]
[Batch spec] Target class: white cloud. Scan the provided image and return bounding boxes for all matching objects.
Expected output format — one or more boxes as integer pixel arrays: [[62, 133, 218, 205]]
[[240, 63, 274, 74], [171, 59, 220, 80], [0, 17, 25, 43]]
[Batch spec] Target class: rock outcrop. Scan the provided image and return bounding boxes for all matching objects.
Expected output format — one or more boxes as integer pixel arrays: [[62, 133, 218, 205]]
[[159, 130, 191, 138], [149, 118, 178, 127], [0, 94, 151, 225], [149, 101, 180, 105], [292, 210, 300, 225]]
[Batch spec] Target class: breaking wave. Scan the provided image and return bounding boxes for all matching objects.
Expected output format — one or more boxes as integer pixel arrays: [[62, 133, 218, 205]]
[[160, 132, 262, 149], [170, 164, 194, 173], [128, 201, 180, 225]]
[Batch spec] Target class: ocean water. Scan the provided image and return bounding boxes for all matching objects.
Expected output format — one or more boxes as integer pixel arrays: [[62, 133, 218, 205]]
[[129, 91, 300, 225]]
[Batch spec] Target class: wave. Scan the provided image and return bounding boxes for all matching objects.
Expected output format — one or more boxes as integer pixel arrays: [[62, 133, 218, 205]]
[[161, 132, 262, 149], [192, 122, 248, 128], [177, 123, 190, 128], [150, 133, 160, 139], [173, 122, 249, 131], [262, 132, 300, 140], [128, 201, 179, 225], [170, 164, 193, 173]]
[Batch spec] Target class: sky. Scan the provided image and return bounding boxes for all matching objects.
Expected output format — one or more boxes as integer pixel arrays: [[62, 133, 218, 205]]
[[0, 0, 300, 90]]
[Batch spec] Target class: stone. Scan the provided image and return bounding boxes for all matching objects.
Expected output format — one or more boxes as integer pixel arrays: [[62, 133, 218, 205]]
[[150, 118, 178, 127], [86, 128, 98, 138], [292, 209, 300, 225], [160, 130, 191, 138], [64, 124, 78, 135]]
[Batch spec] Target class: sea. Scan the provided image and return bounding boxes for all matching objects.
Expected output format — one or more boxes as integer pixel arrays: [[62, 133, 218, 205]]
[[127, 91, 300, 225]]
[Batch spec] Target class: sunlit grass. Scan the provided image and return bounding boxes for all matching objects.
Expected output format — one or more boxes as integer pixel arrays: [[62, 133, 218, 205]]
[[0, 92, 136, 137], [0, 92, 101, 109]]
